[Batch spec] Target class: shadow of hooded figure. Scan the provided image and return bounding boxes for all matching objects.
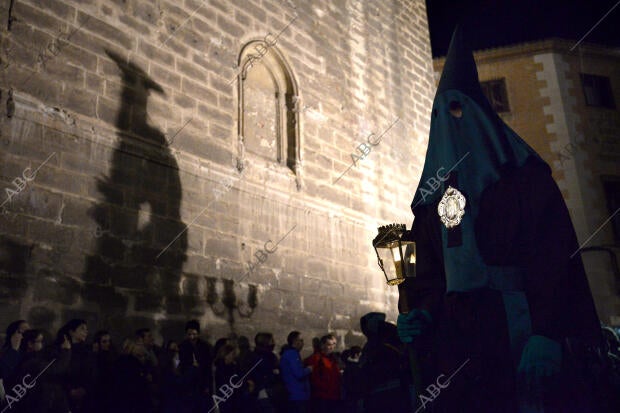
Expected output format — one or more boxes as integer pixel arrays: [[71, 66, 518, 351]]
[[83, 50, 187, 316]]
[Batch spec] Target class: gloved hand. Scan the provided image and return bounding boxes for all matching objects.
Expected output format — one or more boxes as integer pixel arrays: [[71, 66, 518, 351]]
[[397, 309, 432, 344], [518, 335, 562, 381]]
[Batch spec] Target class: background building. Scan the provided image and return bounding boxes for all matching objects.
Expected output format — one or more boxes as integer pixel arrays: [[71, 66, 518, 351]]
[[434, 38, 620, 325], [0, 0, 435, 348]]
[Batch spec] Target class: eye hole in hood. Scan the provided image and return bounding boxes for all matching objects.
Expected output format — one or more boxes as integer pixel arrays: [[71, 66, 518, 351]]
[[449, 100, 463, 118]]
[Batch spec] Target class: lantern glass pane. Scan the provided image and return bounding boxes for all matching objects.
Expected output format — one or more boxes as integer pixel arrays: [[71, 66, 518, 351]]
[[390, 246, 401, 262], [404, 241, 416, 278], [375, 241, 404, 286]]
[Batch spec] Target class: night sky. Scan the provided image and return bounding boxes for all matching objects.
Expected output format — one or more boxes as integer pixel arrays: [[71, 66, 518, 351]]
[[426, 0, 620, 57]]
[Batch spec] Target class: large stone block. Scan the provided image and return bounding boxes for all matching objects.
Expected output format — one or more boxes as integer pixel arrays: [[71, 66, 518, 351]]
[[158, 318, 187, 343], [0, 299, 25, 331], [184, 254, 217, 276], [205, 235, 240, 261], [0, 274, 28, 300], [5, 187, 63, 222], [76, 11, 133, 50], [61, 196, 96, 228], [133, 292, 165, 313], [14, 1, 64, 33], [82, 254, 112, 285], [276, 272, 300, 292], [81, 283, 128, 315], [294, 312, 329, 331], [333, 298, 358, 317], [165, 294, 204, 316], [27, 305, 58, 330], [0, 236, 33, 276], [110, 264, 153, 290], [258, 287, 281, 311], [303, 294, 332, 316], [61, 87, 97, 118], [319, 280, 345, 298], [300, 276, 321, 293], [33, 272, 80, 305], [281, 291, 302, 312]]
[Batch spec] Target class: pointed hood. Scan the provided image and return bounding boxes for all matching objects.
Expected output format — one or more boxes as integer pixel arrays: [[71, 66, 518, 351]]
[[410, 25, 549, 292], [436, 26, 487, 108]]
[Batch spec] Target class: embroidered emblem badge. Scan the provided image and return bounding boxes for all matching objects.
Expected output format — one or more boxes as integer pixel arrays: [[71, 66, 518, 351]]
[[437, 186, 466, 228]]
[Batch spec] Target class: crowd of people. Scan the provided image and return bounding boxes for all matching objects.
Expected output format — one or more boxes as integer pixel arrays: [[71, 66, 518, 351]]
[[0, 313, 412, 413]]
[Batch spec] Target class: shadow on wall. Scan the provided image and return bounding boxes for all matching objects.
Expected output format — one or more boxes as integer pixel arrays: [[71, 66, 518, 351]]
[[206, 277, 258, 333], [0, 237, 33, 324], [81, 50, 188, 333]]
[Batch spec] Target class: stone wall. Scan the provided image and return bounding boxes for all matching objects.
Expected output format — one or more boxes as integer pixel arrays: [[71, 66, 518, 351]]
[[0, 0, 434, 351]]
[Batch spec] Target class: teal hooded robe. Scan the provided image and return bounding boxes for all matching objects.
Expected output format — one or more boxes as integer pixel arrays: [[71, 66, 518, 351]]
[[398, 26, 602, 412]]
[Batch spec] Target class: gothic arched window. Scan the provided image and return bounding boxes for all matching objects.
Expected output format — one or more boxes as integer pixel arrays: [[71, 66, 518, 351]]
[[236, 39, 301, 187]]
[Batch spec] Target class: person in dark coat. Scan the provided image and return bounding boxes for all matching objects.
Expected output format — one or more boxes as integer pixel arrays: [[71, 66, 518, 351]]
[[178, 319, 213, 413], [92, 330, 117, 413], [0, 319, 29, 398], [8, 329, 45, 412], [7, 327, 73, 413], [108, 338, 152, 413], [212, 343, 242, 413], [135, 328, 161, 411], [396, 25, 604, 413], [160, 340, 183, 413], [58, 319, 96, 413], [247, 332, 282, 413], [359, 313, 410, 413], [341, 345, 363, 413], [7, 329, 70, 413]]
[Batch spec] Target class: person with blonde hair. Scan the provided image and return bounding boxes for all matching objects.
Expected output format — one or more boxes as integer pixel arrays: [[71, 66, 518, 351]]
[[212, 343, 242, 413], [109, 337, 152, 412], [121, 338, 146, 361]]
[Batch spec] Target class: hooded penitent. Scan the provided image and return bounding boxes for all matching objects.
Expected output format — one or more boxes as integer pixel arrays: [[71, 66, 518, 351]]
[[411, 26, 546, 293], [398, 25, 602, 412]]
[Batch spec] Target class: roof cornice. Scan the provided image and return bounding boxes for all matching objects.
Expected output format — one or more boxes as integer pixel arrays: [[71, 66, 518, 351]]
[[433, 38, 620, 66]]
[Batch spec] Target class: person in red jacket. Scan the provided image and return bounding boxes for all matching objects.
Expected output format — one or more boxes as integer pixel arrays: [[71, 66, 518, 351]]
[[304, 334, 342, 413]]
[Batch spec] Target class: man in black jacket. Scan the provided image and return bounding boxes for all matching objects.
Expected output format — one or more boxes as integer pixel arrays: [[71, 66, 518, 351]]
[[178, 319, 213, 413]]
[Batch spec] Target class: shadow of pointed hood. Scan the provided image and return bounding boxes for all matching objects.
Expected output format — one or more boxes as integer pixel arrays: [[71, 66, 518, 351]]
[[105, 49, 165, 96]]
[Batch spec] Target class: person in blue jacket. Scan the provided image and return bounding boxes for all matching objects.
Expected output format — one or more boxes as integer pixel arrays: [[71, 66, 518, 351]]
[[279, 331, 312, 413]]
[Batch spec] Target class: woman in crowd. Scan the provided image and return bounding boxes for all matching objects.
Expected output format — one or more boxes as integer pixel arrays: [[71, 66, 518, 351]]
[[160, 340, 183, 413], [109, 338, 152, 413], [92, 330, 117, 413], [58, 319, 95, 413], [9, 329, 47, 412], [0, 320, 29, 395], [213, 342, 242, 413]]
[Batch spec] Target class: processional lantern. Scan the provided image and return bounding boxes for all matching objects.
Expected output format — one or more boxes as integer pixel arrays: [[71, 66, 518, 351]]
[[372, 223, 416, 286]]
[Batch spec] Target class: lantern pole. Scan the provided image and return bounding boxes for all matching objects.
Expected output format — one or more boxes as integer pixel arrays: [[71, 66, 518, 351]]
[[372, 224, 423, 410]]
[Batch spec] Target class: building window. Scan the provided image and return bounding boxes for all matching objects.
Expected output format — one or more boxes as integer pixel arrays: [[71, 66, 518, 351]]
[[581, 74, 616, 109], [235, 40, 301, 188], [480, 79, 510, 113], [602, 177, 620, 242]]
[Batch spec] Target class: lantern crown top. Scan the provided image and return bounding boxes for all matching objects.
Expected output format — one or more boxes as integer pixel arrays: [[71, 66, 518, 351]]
[[373, 223, 406, 247]]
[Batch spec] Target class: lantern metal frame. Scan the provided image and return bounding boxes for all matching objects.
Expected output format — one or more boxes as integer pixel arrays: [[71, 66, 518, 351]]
[[372, 223, 415, 286]]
